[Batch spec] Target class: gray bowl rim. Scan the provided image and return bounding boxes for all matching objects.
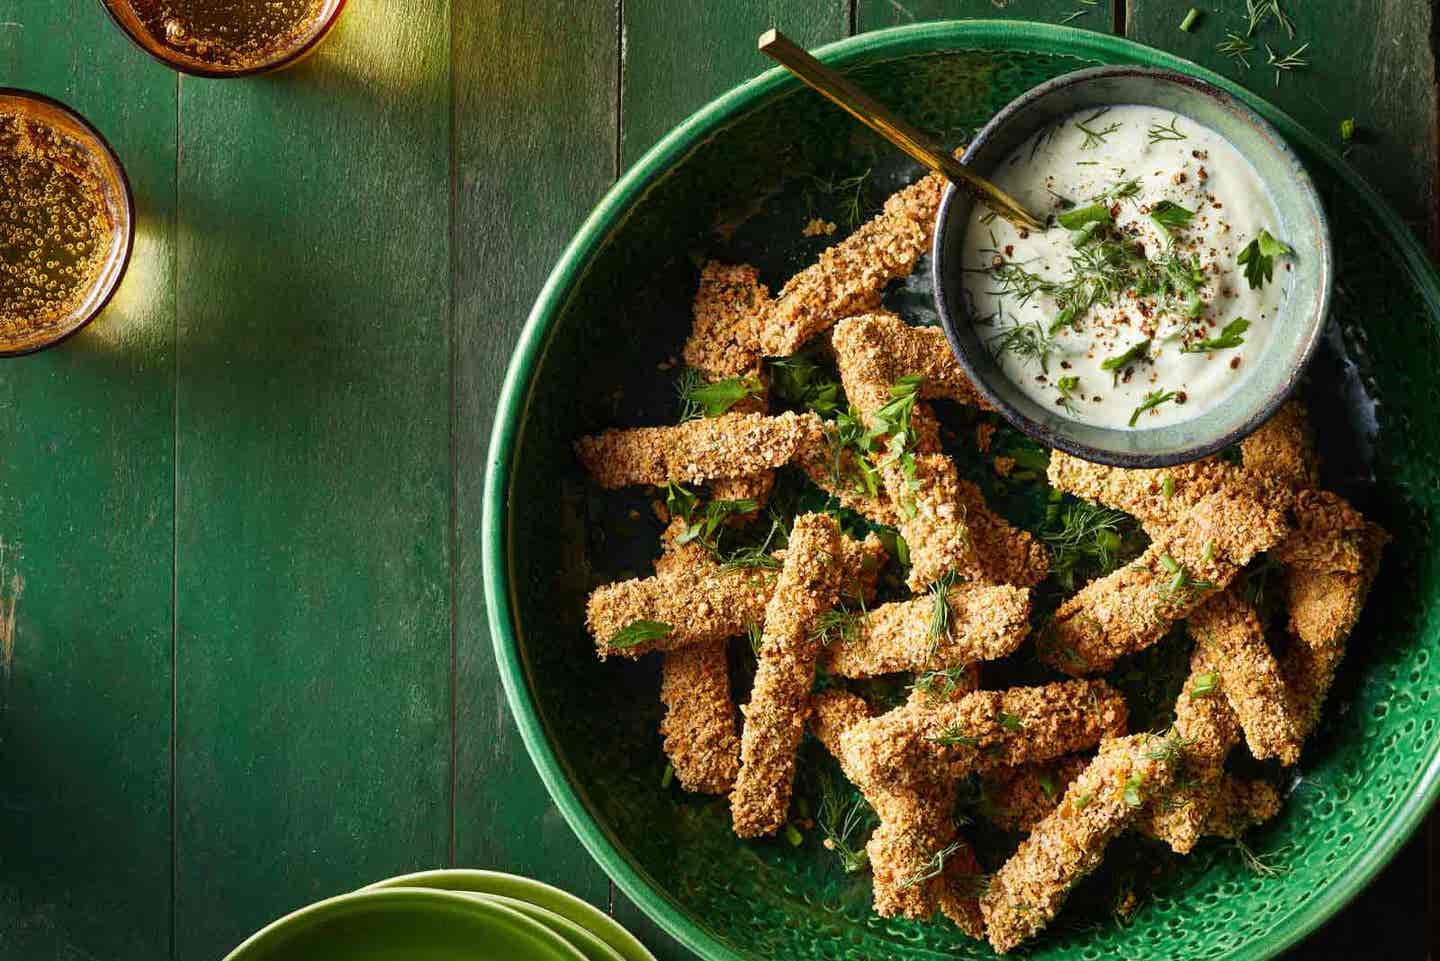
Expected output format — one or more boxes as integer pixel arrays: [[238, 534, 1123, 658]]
[[932, 63, 1333, 468]]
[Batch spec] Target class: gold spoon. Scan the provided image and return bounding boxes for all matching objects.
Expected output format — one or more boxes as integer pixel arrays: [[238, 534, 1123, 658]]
[[758, 29, 1045, 232]]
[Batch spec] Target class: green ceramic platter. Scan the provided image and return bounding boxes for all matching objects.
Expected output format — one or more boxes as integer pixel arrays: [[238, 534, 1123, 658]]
[[223, 887, 586, 961], [484, 20, 1440, 961], [363, 869, 654, 961]]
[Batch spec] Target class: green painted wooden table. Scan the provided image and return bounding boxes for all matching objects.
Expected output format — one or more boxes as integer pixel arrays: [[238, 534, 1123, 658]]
[[2, 2, 1436, 958]]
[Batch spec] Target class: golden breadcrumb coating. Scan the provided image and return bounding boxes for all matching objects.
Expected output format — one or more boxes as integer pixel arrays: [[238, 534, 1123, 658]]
[[831, 311, 991, 414], [981, 756, 1089, 834], [841, 679, 1128, 783], [980, 733, 1181, 954], [1042, 490, 1290, 675], [684, 261, 771, 379], [758, 172, 945, 356], [1203, 776, 1283, 838], [885, 452, 983, 591], [1240, 399, 1317, 491], [1282, 521, 1386, 737], [588, 531, 885, 658], [809, 690, 985, 934], [732, 514, 846, 837], [955, 479, 1050, 587], [660, 641, 741, 794], [1273, 489, 1379, 574], [1045, 450, 1284, 535], [1190, 590, 1303, 765], [818, 582, 1031, 677], [1143, 642, 1240, 854], [575, 410, 825, 489]]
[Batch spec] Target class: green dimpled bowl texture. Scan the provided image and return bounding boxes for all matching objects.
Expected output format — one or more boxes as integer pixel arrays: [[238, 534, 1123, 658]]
[[485, 22, 1440, 961]]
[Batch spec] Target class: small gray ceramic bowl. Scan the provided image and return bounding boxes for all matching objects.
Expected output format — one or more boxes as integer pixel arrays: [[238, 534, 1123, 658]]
[[933, 65, 1331, 468]]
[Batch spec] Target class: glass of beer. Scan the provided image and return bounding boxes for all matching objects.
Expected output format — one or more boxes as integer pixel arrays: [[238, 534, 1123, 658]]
[[99, 0, 348, 77], [0, 90, 134, 356]]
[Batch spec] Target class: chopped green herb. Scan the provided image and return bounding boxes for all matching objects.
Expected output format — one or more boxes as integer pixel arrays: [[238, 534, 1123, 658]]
[[1122, 772, 1146, 808], [1057, 203, 1112, 230], [768, 352, 842, 416], [784, 823, 804, 847], [1161, 475, 1176, 500], [1156, 552, 1216, 598], [1179, 8, 1201, 31], [998, 711, 1025, 732], [817, 772, 874, 873], [1147, 116, 1187, 144], [745, 620, 763, 655], [1340, 118, 1356, 143], [1237, 230, 1292, 289], [1042, 500, 1143, 592], [1037, 770, 1058, 799], [661, 763, 674, 788], [1265, 41, 1310, 85], [926, 570, 961, 661], [665, 480, 698, 524], [1149, 200, 1195, 232], [677, 371, 764, 420], [1100, 339, 1152, 384], [897, 841, 963, 890], [989, 320, 1056, 374], [1217, 31, 1255, 68], [1183, 317, 1251, 353], [610, 619, 673, 649], [930, 725, 981, 749], [1075, 109, 1121, 149], [1056, 374, 1082, 414], [912, 664, 974, 701], [1190, 672, 1220, 698], [1129, 389, 1179, 427], [812, 605, 863, 646], [1074, 792, 1094, 810]]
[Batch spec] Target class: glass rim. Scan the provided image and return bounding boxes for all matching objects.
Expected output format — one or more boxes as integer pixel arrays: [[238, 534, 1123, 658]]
[[95, 0, 349, 79], [0, 87, 136, 357]]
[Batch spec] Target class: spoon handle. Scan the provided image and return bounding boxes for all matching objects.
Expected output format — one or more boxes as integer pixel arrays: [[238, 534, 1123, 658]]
[[758, 29, 1044, 232]]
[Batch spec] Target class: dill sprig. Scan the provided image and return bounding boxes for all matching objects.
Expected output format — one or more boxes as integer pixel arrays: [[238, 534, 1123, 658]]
[[1246, 0, 1293, 38], [716, 514, 786, 571], [609, 619, 673, 649], [911, 664, 973, 701], [1042, 500, 1141, 591], [805, 167, 874, 230], [926, 571, 961, 662], [1075, 109, 1121, 149], [989, 320, 1056, 374], [1265, 41, 1310, 85], [812, 604, 864, 646], [817, 772, 875, 873], [929, 724, 981, 749], [1146, 116, 1187, 144], [1217, 31, 1255, 68], [1232, 838, 1293, 877], [897, 841, 964, 890]]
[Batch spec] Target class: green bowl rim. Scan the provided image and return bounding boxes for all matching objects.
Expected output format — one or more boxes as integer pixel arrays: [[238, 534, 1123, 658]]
[[483, 20, 1440, 961]]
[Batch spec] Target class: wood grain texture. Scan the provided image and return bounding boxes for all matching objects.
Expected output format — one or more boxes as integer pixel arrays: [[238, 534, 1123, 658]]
[[1127, 0, 1439, 248], [171, 5, 453, 958], [620, 1, 850, 168], [857, 0, 1116, 32], [0, 4, 176, 960], [451, 0, 619, 907]]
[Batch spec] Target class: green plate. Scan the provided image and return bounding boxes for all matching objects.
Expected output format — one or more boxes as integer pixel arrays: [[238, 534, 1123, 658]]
[[224, 887, 587, 961], [363, 869, 654, 961], [453, 892, 627, 961], [484, 19, 1440, 961]]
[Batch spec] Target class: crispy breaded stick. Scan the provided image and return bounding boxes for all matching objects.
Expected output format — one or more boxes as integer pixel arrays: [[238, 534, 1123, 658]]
[[1240, 399, 1317, 491], [809, 691, 985, 935], [732, 514, 846, 837], [884, 453, 983, 591], [1281, 521, 1386, 737], [1143, 644, 1240, 854], [758, 172, 945, 356], [832, 311, 991, 414], [1273, 489, 1379, 574], [1042, 490, 1290, 675], [841, 679, 1128, 782], [685, 262, 776, 506], [1202, 776, 1282, 838], [956, 478, 1050, 587], [684, 261, 770, 379], [980, 733, 1181, 954], [575, 410, 825, 489], [660, 642, 740, 794], [1191, 590, 1303, 765], [981, 756, 1088, 834], [818, 582, 1030, 678], [588, 531, 885, 658]]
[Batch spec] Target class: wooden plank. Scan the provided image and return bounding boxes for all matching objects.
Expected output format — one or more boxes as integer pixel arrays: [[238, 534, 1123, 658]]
[[450, 0, 619, 908], [857, 0, 1116, 32], [1126, 0, 1439, 248], [0, 5, 176, 961], [620, 1, 850, 169], [171, 5, 453, 958]]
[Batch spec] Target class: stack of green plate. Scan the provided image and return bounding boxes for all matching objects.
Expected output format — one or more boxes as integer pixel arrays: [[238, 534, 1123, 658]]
[[224, 870, 656, 961]]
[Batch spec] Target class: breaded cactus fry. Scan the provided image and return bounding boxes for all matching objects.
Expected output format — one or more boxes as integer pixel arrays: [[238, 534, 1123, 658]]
[[884, 452, 983, 592], [980, 733, 1182, 954], [840, 679, 1128, 783], [1142, 643, 1240, 854], [831, 311, 991, 414], [660, 641, 741, 794], [1042, 489, 1290, 675], [818, 582, 1031, 678], [1273, 489, 1381, 574], [1191, 589, 1303, 765], [1240, 398, 1317, 491], [575, 410, 825, 489], [1202, 776, 1283, 838], [955, 478, 1050, 587], [683, 261, 771, 379], [980, 756, 1089, 834], [758, 172, 945, 356], [809, 690, 985, 935], [731, 514, 846, 837], [587, 530, 885, 658]]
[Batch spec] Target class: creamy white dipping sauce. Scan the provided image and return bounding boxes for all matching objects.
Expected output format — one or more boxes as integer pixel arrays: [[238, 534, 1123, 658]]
[[962, 104, 1290, 429]]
